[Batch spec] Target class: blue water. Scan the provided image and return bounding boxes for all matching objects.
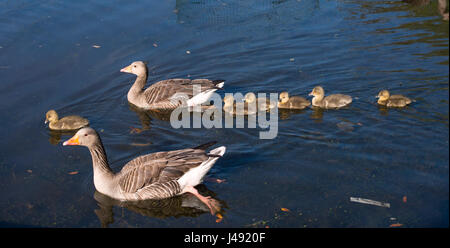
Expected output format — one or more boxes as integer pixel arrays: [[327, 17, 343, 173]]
[[0, 0, 448, 227]]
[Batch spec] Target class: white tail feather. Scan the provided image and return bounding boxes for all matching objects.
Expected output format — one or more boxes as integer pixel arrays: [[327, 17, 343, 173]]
[[215, 82, 225, 88], [186, 88, 218, 106], [177, 146, 226, 189]]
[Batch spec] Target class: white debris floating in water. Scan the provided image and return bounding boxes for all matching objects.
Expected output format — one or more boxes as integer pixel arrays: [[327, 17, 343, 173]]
[[350, 197, 390, 208]]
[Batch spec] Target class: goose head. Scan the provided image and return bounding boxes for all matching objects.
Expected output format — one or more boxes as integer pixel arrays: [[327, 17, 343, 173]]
[[120, 61, 148, 77], [45, 110, 59, 124], [279, 92, 290, 104], [308, 86, 325, 99], [376, 90, 390, 101], [223, 94, 235, 107], [63, 127, 99, 147], [244, 92, 257, 104]]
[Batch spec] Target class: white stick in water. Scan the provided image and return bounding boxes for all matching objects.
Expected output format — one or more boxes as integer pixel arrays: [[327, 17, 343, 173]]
[[350, 197, 390, 208]]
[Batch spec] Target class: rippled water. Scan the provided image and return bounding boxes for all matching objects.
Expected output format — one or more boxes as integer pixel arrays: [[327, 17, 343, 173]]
[[0, 0, 448, 227]]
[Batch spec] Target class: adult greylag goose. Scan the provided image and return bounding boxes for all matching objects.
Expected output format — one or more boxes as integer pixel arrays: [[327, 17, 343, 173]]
[[308, 86, 352, 109], [376, 90, 412, 107], [243, 92, 276, 112], [223, 94, 257, 115], [45, 110, 89, 130], [63, 127, 226, 214], [277, 92, 310, 110], [120, 61, 224, 110]]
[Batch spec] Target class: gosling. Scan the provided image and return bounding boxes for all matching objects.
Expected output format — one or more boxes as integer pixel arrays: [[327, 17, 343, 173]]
[[45, 110, 89, 130], [223, 94, 256, 115], [376, 90, 412, 107], [243, 92, 276, 112], [278, 92, 310, 110], [308, 86, 352, 109]]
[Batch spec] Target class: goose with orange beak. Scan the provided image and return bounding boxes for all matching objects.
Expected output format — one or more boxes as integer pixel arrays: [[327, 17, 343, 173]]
[[63, 127, 226, 215], [120, 61, 225, 110]]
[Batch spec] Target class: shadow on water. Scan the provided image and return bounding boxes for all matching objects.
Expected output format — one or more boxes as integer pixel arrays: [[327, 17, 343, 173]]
[[278, 108, 308, 121], [93, 185, 226, 228], [48, 129, 79, 145]]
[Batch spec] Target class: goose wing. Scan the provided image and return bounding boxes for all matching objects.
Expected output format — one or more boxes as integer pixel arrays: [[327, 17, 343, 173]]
[[143, 79, 222, 107], [324, 94, 352, 108], [116, 147, 212, 193], [390, 94, 412, 104]]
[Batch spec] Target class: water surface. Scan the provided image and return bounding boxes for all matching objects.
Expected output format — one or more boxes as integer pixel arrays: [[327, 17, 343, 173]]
[[0, 0, 448, 227]]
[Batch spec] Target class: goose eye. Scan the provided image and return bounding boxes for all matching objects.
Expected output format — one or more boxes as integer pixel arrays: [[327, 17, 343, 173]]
[[84, 134, 88, 136], [133, 65, 137, 68]]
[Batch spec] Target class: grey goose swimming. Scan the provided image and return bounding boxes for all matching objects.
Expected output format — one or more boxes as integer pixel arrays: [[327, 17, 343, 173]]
[[63, 127, 226, 214], [120, 61, 224, 110]]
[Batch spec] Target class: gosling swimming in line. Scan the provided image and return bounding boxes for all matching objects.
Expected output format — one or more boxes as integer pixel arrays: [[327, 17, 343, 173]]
[[223, 94, 257, 116], [376, 90, 412, 108], [308, 86, 352, 109], [277, 91, 310, 110], [243, 92, 276, 112]]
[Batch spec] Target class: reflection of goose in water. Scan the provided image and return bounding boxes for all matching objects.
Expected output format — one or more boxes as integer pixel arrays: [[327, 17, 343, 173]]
[[402, 0, 449, 20], [93, 187, 225, 227], [127, 103, 174, 133], [278, 108, 307, 120], [175, 0, 320, 28], [310, 107, 325, 122], [48, 129, 79, 145], [127, 103, 219, 133]]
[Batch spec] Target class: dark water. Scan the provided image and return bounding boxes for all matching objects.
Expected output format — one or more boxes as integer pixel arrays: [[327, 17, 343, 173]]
[[0, 0, 448, 227]]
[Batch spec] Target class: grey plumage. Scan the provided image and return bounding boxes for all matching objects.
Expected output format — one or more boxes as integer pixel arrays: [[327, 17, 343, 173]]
[[377, 90, 412, 108], [122, 61, 224, 110], [63, 127, 226, 204], [278, 92, 310, 110], [309, 86, 352, 109], [320, 94, 353, 108]]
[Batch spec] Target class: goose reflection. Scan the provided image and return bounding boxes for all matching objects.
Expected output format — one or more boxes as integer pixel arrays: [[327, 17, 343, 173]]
[[376, 104, 412, 116], [128, 102, 221, 133], [48, 129, 78, 145], [403, 0, 449, 20], [93, 185, 226, 227], [278, 108, 307, 120], [127, 103, 173, 133], [309, 107, 325, 122]]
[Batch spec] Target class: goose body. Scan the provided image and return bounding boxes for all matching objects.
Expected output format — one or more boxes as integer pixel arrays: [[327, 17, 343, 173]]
[[121, 61, 224, 110], [63, 127, 226, 214], [309, 86, 352, 109], [377, 90, 412, 107], [45, 110, 89, 130], [278, 92, 310, 110]]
